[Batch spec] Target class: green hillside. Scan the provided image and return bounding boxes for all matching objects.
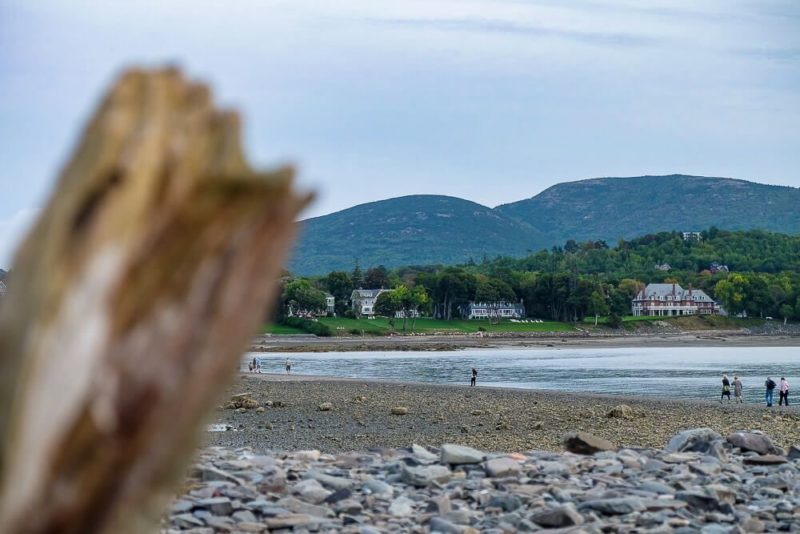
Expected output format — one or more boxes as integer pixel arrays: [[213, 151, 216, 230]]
[[289, 195, 547, 274], [496, 175, 800, 245], [289, 175, 800, 274], [278, 228, 800, 325]]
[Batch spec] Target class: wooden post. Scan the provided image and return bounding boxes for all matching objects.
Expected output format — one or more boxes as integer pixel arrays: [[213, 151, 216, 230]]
[[0, 68, 311, 534]]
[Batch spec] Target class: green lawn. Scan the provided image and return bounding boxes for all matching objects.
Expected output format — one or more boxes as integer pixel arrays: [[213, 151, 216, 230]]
[[316, 316, 574, 335], [317, 317, 393, 335], [583, 315, 667, 324], [265, 314, 767, 336], [263, 323, 307, 335]]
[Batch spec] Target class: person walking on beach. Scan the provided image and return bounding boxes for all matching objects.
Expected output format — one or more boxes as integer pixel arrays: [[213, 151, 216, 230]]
[[765, 376, 777, 407], [720, 374, 731, 402], [470, 368, 477, 387], [285, 359, 292, 375], [779, 377, 789, 406], [251, 357, 257, 374], [733, 375, 743, 403]]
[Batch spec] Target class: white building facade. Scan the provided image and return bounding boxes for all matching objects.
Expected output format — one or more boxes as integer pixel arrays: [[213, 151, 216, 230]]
[[350, 289, 386, 317], [460, 300, 525, 320]]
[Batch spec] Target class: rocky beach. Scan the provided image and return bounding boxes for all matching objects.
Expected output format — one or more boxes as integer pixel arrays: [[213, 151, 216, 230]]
[[162, 375, 800, 532], [206, 375, 800, 454]]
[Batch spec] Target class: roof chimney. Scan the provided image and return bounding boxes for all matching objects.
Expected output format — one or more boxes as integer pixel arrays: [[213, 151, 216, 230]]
[[672, 283, 676, 296]]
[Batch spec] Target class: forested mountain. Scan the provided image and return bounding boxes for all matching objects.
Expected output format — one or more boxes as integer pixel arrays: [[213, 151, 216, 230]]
[[290, 175, 800, 274], [496, 175, 800, 245], [290, 195, 546, 275]]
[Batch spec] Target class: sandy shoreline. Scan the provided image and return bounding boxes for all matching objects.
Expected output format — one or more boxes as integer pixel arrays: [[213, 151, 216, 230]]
[[206, 374, 800, 455], [251, 332, 800, 352]]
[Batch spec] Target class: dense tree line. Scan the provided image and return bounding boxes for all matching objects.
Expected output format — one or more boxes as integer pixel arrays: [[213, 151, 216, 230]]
[[277, 229, 800, 323], [497, 228, 800, 277]]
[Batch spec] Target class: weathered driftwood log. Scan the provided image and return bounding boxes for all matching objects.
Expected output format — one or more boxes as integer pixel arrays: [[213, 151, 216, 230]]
[[0, 68, 310, 533]]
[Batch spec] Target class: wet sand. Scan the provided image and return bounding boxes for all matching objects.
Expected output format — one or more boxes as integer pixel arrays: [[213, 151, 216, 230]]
[[206, 374, 800, 454]]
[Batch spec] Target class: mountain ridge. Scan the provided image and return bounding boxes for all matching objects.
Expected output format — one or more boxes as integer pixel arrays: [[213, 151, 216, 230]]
[[289, 175, 800, 274], [291, 194, 546, 275]]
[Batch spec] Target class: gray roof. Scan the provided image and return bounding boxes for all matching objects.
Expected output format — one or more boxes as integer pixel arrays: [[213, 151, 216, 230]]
[[641, 283, 683, 297], [636, 283, 716, 303], [351, 289, 384, 299]]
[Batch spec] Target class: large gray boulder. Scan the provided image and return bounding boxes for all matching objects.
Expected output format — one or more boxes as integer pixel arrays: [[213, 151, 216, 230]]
[[440, 444, 486, 465], [400, 464, 451, 487], [531, 503, 584, 527], [742, 454, 788, 465], [665, 428, 723, 454], [563, 432, 616, 455], [727, 431, 780, 455], [578, 498, 645, 515], [607, 404, 634, 419], [484, 457, 522, 478]]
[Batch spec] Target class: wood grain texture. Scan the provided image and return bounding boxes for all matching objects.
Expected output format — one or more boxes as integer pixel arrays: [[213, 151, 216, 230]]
[[0, 68, 310, 533]]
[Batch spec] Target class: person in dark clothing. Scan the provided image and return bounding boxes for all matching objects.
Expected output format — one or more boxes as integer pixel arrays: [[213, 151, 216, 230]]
[[470, 368, 477, 387], [720, 374, 731, 402], [765, 377, 777, 407]]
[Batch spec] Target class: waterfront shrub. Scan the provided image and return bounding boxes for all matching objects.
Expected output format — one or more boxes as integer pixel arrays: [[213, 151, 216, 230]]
[[280, 317, 333, 337]]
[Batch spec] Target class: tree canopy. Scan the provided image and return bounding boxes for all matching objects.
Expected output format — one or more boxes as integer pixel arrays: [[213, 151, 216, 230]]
[[286, 228, 800, 323]]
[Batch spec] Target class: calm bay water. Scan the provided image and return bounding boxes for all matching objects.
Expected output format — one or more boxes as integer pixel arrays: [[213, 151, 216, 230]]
[[248, 346, 799, 403]]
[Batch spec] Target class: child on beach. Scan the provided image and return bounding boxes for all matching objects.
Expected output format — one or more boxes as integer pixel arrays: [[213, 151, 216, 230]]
[[733, 375, 743, 403], [470, 368, 477, 387], [720, 374, 731, 402], [779, 377, 789, 406], [285, 359, 292, 374]]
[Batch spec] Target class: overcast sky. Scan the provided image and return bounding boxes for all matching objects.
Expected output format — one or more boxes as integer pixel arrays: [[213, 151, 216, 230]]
[[1, 0, 799, 266]]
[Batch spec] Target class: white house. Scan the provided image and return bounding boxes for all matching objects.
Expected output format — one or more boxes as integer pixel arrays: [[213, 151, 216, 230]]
[[632, 283, 720, 317], [682, 231, 702, 241], [460, 300, 525, 320], [325, 293, 335, 315], [350, 289, 387, 317], [709, 262, 729, 274]]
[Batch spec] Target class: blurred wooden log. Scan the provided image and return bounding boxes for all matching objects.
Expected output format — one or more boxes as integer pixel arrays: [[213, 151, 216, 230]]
[[0, 68, 310, 533]]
